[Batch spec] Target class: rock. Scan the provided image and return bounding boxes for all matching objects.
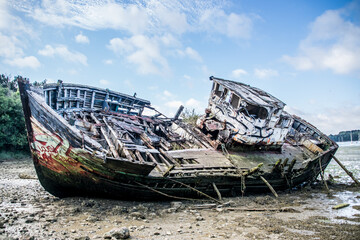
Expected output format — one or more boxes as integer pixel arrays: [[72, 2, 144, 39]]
[[82, 200, 96, 208], [129, 211, 145, 219], [86, 216, 99, 223], [196, 215, 204, 221], [113, 206, 128, 214], [25, 218, 35, 223], [72, 207, 82, 213], [170, 201, 184, 211], [108, 227, 130, 239], [75, 237, 90, 240], [19, 173, 37, 179]]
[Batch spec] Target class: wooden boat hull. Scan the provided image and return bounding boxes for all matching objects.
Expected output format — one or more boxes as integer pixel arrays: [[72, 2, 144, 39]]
[[18, 79, 338, 200]]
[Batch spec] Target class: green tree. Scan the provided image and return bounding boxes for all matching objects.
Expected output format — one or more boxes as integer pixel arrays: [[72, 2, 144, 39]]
[[181, 108, 201, 126], [0, 76, 28, 152]]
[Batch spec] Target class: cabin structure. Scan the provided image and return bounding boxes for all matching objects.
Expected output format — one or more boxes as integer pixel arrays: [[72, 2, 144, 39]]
[[43, 80, 150, 116], [199, 76, 294, 148]]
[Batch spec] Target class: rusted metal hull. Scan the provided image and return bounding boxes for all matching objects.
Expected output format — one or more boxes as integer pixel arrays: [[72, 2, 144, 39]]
[[18, 79, 338, 200]]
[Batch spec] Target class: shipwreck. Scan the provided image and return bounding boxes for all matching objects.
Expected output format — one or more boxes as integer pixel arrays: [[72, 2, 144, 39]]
[[18, 76, 338, 200]]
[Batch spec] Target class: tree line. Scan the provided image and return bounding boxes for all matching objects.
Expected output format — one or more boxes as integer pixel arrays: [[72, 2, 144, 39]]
[[328, 130, 360, 142]]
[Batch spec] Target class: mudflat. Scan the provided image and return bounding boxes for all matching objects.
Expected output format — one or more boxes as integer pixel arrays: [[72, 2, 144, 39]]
[[1, 158, 359, 240]]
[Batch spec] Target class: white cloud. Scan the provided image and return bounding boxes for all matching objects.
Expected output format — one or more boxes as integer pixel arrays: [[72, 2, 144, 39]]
[[103, 59, 113, 65], [183, 75, 191, 80], [108, 35, 169, 75], [163, 90, 173, 97], [75, 33, 89, 44], [231, 68, 248, 78], [254, 68, 278, 79], [15, 0, 255, 40], [0, 33, 40, 69], [149, 1, 189, 35], [177, 47, 202, 62], [28, 1, 148, 34], [283, 7, 360, 74], [4, 56, 40, 69], [285, 105, 360, 135], [1, 0, 33, 36], [0, 33, 23, 59], [38, 45, 87, 65], [185, 98, 204, 113], [99, 79, 110, 85], [186, 47, 202, 62], [165, 100, 183, 109], [199, 9, 254, 39]]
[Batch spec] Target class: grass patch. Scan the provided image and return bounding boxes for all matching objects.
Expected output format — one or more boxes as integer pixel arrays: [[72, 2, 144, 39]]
[[0, 151, 30, 160]]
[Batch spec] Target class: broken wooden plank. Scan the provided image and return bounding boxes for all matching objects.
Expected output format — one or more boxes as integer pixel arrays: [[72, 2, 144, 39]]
[[90, 113, 119, 158], [102, 116, 133, 161]]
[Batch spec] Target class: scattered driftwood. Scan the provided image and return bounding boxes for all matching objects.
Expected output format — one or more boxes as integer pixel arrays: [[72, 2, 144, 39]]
[[332, 203, 350, 210], [224, 207, 300, 213], [190, 204, 299, 213], [191, 204, 218, 209]]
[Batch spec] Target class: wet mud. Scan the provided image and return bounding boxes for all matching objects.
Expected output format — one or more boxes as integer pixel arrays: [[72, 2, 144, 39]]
[[1, 158, 360, 240]]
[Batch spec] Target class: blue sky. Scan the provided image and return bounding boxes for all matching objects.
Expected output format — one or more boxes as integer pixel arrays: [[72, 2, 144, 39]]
[[1, 0, 359, 135]]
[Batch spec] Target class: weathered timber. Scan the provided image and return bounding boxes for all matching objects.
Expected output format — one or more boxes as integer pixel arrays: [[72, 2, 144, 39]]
[[91, 113, 119, 158], [331, 154, 360, 186], [318, 158, 330, 193], [332, 203, 350, 210], [212, 182, 222, 201], [260, 176, 278, 198], [103, 116, 133, 161]]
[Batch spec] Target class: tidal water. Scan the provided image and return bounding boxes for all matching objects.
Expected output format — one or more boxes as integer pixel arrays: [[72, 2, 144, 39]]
[[325, 141, 360, 184]]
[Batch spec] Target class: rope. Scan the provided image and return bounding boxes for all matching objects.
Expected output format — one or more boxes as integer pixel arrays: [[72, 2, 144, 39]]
[[166, 178, 222, 204], [318, 158, 330, 193], [134, 181, 201, 202]]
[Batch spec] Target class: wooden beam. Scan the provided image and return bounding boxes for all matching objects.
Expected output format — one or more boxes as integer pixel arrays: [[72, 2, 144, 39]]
[[90, 113, 119, 158], [260, 176, 278, 198], [90, 91, 95, 109], [83, 90, 87, 107], [135, 150, 144, 163], [158, 148, 181, 167], [77, 89, 80, 108], [331, 153, 360, 186], [102, 116, 133, 161], [212, 182, 222, 201]]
